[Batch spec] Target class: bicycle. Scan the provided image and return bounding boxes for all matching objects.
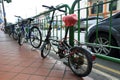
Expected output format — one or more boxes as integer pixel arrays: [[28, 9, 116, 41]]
[[6, 23, 19, 40], [12, 23, 20, 40], [40, 5, 95, 77], [16, 16, 42, 48]]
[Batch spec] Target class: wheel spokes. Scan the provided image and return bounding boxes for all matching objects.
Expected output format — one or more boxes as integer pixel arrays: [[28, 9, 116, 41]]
[[94, 37, 111, 55]]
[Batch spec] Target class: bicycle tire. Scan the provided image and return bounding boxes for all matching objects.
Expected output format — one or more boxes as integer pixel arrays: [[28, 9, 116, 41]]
[[68, 47, 92, 77], [12, 32, 18, 40], [18, 32, 25, 46], [30, 26, 42, 48], [41, 42, 51, 58]]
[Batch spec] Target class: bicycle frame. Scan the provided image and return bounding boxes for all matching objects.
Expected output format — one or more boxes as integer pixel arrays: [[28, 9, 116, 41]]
[[18, 21, 31, 40], [15, 16, 31, 40], [41, 7, 73, 58], [44, 9, 69, 45]]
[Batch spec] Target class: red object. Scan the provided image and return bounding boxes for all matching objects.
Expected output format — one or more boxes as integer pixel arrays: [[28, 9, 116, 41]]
[[92, 54, 96, 61], [62, 14, 78, 27]]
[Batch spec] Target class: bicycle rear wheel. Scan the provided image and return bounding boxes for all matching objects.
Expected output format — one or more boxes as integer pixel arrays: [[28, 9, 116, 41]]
[[30, 26, 42, 48], [68, 47, 92, 77], [41, 42, 51, 58]]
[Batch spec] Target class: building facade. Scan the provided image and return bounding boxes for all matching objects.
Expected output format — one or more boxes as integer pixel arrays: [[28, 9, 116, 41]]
[[88, 0, 120, 18]]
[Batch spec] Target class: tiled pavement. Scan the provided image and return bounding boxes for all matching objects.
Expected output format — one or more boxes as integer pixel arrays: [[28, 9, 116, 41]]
[[0, 30, 93, 80]]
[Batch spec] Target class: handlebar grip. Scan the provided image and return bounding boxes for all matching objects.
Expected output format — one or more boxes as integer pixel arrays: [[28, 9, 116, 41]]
[[58, 9, 66, 12], [42, 5, 53, 9], [42, 5, 49, 8], [14, 15, 21, 18]]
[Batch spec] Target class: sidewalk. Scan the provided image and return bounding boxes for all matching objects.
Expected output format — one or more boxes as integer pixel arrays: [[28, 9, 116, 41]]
[[0, 30, 93, 80]]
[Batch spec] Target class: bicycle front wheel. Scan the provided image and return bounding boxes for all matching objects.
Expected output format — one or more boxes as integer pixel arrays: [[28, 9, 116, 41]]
[[30, 26, 42, 48], [68, 47, 93, 77], [41, 42, 51, 58], [12, 31, 18, 40], [18, 32, 25, 46]]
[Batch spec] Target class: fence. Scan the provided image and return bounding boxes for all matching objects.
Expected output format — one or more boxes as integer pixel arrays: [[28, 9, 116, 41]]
[[32, 0, 120, 63]]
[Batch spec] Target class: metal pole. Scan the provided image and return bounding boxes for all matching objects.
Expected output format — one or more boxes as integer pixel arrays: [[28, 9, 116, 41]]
[[1, 0, 7, 28]]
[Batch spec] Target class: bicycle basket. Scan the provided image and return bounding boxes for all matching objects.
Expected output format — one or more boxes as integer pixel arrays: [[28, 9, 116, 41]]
[[62, 14, 78, 27]]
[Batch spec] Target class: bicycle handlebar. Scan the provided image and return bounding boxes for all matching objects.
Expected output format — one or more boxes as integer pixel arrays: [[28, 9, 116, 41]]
[[42, 5, 53, 9], [14, 15, 22, 18], [42, 5, 66, 12], [58, 9, 66, 13]]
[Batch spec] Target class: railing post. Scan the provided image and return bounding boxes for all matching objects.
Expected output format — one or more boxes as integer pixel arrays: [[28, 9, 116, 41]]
[[69, 0, 81, 46], [77, 1, 80, 42]]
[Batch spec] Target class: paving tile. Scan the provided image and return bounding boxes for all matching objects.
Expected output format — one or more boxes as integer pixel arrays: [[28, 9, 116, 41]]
[[0, 72, 17, 80], [53, 63, 66, 70], [34, 68, 50, 76], [0, 71, 7, 75], [65, 66, 71, 71], [29, 75, 45, 80], [12, 73, 30, 80], [0, 65, 15, 72], [46, 77, 62, 80], [48, 69, 64, 78], [63, 70, 80, 80], [21, 67, 38, 74], [40, 63, 54, 69], [29, 62, 41, 68], [18, 62, 32, 67], [6, 60, 21, 66], [10, 66, 25, 73], [41, 57, 57, 64], [0, 59, 10, 65]]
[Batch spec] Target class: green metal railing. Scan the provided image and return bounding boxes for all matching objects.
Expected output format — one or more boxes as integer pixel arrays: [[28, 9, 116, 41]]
[[32, 0, 120, 63]]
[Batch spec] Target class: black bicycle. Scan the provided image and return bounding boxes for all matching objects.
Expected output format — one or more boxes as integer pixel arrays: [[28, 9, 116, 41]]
[[40, 5, 95, 77]]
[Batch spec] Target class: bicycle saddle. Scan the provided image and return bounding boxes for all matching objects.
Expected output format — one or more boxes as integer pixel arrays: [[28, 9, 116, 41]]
[[62, 14, 78, 27]]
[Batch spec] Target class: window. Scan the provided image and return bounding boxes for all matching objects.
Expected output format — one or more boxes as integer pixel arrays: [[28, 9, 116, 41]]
[[91, 1, 103, 14], [109, 1, 117, 11], [91, 3, 97, 14], [98, 1, 103, 13]]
